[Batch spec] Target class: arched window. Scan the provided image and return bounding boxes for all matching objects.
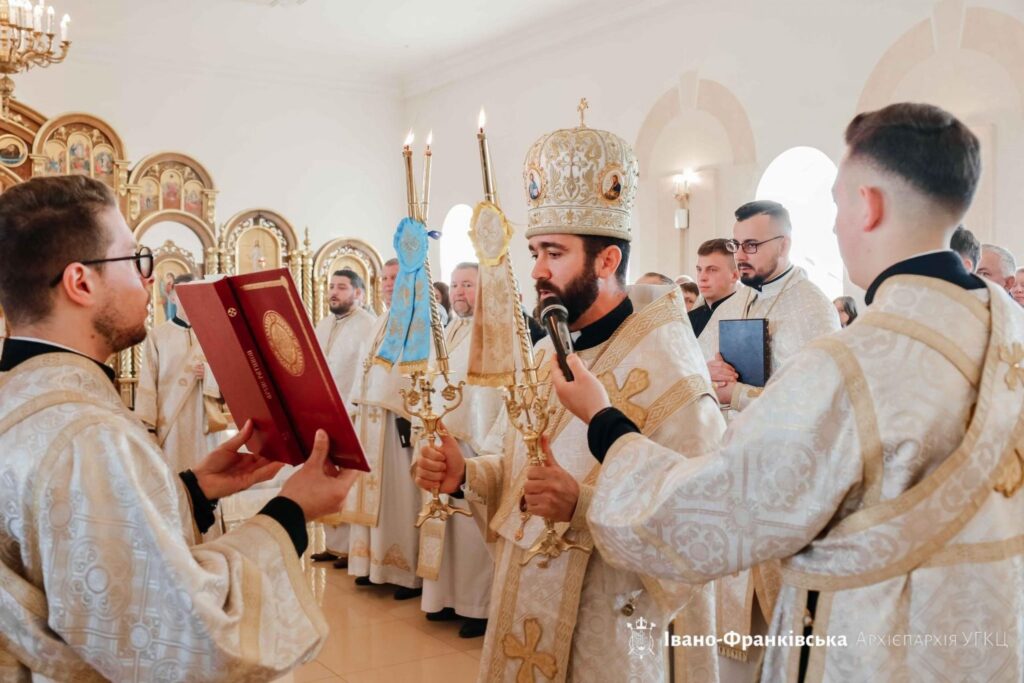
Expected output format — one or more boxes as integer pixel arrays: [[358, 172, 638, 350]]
[[439, 204, 476, 282], [756, 147, 843, 299]]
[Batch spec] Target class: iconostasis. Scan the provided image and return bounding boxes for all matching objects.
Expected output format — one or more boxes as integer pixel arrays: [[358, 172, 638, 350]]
[[0, 100, 385, 408]]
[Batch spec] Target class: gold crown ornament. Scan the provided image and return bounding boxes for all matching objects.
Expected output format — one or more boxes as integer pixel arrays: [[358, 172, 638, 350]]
[[523, 98, 639, 242]]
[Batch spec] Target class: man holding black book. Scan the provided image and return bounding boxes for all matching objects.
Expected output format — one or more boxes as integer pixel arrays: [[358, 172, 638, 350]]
[[554, 102, 1023, 682], [414, 116, 725, 682], [699, 200, 840, 410], [0, 176, 358, 680]]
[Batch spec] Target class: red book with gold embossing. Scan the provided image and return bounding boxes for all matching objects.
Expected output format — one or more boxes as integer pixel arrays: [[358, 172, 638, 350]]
[[176, 269, 368, 471]]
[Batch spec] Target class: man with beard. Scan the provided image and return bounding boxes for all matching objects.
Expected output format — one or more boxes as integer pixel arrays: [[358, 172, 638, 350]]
[[415, 118, 725, 682], [135, 273, 227, 478], [0, 176, 359, 680], [310, 269, 377, 568], [700, 200, 840, 411], [555, 102, 1024, 683], [417, 262, 499, 638], [693, 201, 839, 678]]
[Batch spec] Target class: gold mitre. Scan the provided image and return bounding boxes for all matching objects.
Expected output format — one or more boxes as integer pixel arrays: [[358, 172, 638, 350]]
[[523, 99, 638, 242]]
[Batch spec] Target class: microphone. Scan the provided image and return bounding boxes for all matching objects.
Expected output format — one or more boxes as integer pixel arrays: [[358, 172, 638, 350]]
[[539, 295, 574, 382]]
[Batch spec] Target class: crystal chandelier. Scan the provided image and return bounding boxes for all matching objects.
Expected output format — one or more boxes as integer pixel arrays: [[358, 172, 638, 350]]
[[0, 0, 70, 120]]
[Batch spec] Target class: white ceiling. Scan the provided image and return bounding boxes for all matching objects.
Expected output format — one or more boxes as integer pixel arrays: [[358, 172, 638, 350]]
[[55, 0, 654, 94]]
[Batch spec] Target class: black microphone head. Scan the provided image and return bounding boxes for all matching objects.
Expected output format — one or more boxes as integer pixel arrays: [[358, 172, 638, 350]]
[[539, 296, 569, 323]]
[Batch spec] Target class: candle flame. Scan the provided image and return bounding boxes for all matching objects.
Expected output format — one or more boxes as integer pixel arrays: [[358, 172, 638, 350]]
[[478, 108, 486, 130], [404, 129, 414, 147], [426, 130, 433, 147]]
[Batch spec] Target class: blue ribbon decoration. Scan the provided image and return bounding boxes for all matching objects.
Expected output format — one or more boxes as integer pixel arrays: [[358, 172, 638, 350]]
[[375, 217, 432, 370]]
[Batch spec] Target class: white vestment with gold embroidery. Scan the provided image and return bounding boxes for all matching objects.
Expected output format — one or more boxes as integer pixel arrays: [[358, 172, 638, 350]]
[[343, 315, 421, 588], [418, 315, 503, 618], [696, 266, 839, 676], [0, 354, 326, 682], [313, 308, 377, 555], [465, 287, 725, 683], [134, 320, 225, 475], [590, 276, 1024, 682]]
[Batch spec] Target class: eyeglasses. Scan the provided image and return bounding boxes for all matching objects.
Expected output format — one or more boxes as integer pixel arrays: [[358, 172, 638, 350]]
[[49, 245, 154, 287], [725, 235, 784, 254]]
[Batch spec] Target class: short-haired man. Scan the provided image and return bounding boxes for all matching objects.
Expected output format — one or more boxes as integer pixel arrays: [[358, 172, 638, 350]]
[[634, 271, 675, 286], [1012, 266, 1024, 306], [311, 268, 377, 568], [557, 102, 1024, 682], [701, 200, 840, 410], [949, 224, 980, 271], [688, 237, 740, 337], [135, 273, 227, 478], [679, 280, 700, 310], [415, 120, 724, 681], [977, 243, 1017, 290], [0, 176, 357, 679], [380, 257, 399, 307]]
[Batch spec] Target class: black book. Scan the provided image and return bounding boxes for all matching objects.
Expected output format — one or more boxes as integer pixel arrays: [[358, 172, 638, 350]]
[[719, 318, 770, 388]]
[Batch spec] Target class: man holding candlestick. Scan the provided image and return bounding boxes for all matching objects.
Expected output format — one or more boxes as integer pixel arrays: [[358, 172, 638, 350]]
[[415, 117, 725, 682], [416, 262, 500, 638]]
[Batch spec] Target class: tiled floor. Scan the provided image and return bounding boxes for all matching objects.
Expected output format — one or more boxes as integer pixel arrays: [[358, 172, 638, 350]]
[[283, 563, 483, 683]]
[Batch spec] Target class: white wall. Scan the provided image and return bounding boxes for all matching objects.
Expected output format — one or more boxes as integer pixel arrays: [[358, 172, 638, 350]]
[[17, 49, 406, 255], [404, 0, 1024, 303], [15, 0, 1023, 302]]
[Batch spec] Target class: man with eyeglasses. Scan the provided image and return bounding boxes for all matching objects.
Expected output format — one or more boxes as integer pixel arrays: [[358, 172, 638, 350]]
[[0, 176, 359, 679], [135, 273, 229, 483], [699, 200, 840, 411]]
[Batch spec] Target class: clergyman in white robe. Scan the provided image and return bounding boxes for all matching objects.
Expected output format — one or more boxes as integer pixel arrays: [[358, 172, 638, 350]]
[[343, 315, 422, 591], [313, 305, 376, 559], [0, 351, 327, 681], [417, 314, 500, 623], [135, 316, 225, 474]]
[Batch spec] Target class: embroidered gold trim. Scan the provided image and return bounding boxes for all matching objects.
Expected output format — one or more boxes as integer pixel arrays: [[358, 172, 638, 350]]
[[599, 367, 650, 428], [810, 338, 884, 506], [502, 617, 558, 683], [922, 534, 1024, 567], [875, 274, 990, 325], [859, 311, 981, 388]]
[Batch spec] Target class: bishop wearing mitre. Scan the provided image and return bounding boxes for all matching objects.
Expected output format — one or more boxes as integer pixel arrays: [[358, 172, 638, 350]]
[[554, 103, 1024, 682], [416, 114, 726, 682]]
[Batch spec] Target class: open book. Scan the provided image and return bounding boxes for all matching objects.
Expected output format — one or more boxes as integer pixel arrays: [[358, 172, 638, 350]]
[[176, 269, 368, 471]]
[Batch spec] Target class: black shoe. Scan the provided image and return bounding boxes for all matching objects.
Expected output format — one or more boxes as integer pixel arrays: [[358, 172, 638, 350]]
[[459, 618, 487, 638], [310, 551, 339, 563], [332, 557, 348, 569], [354, 576, 372, 586], [426, 607, 458, 622], [393, 586, 423, 600]]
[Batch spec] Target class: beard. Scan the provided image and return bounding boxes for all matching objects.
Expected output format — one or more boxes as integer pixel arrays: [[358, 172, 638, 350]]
[[452, 299, 473, 318], [93, 296, 148, 354], [534, 262, 600, 325], [329, 298, 354, 316], [738, 255, 781, 289]]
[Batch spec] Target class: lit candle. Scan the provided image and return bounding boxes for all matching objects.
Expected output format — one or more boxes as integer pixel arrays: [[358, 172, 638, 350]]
[[60, 12, 67, 41], [31, 3, 40, 31], [477, 108, 496, 204], [421, 130, 432, 225], [403, 130, 420, 221], [45, 5, 52, 33], [1, 1, 9, 25]]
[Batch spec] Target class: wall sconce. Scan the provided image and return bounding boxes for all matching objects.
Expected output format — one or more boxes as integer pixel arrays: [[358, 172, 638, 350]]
[[672, 169, 699, 230]]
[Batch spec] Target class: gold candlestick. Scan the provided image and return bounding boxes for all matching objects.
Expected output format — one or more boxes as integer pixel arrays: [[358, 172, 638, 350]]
[[477, 108, 497, 204]]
